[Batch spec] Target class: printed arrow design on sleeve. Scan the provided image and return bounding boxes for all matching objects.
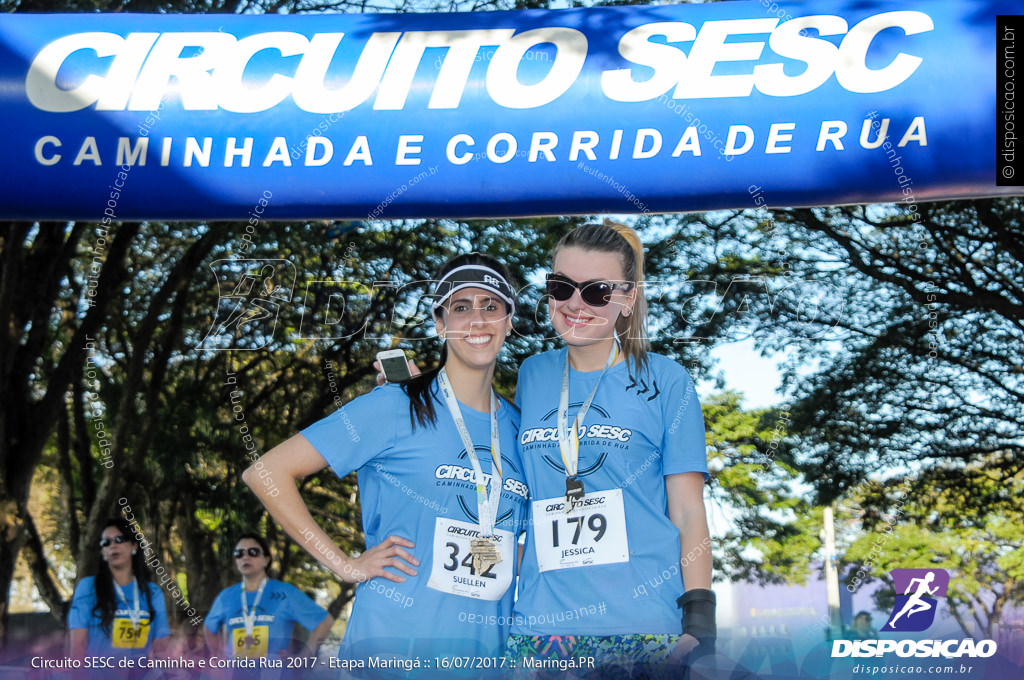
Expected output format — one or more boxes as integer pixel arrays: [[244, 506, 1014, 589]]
[[647, 379, 660, 401]]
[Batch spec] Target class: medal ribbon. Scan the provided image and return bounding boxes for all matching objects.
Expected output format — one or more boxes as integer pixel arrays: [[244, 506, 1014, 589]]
[[557, 342, 620, 478], [437, 368, 503, 537], [240, 577, 268, 639], [114, 579, 142, 630]]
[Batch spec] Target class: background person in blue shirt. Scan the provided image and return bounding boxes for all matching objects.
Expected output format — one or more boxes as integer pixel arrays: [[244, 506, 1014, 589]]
[[243, 253, 530, 664], [507, 222, 715, 676], [204, 532, 333, 661], [68, 517, 170, 661]]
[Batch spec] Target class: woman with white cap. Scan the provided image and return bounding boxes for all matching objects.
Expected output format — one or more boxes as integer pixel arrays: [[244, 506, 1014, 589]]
[[244, 253, 530, 663]]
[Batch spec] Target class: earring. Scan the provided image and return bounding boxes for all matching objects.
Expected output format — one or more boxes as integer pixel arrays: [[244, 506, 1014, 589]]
[[132, 551, 137, 556], [439, 331, 446, 340], [505, 330, 511, 337], [624, 308, 633, 317]]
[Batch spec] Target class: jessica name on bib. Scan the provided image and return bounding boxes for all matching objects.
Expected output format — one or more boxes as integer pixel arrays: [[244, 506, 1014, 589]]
[[533, 488, 629, 572]]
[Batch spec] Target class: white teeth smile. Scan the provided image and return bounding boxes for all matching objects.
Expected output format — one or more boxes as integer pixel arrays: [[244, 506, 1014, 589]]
[[566, 314, 590, 324], [465, 336, 491, 346]]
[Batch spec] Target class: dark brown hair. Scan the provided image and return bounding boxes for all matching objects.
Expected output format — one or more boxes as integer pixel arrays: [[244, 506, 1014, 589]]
[[403, 253, 516, 428], [91, 517, 156, 637], [235, 532, 272, 562]]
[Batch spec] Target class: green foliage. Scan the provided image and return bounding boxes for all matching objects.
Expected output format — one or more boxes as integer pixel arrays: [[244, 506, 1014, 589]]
[[8, 184, 1020, 640], [749, 199, 1024, 504], [703, 392, 818, 586], [840, 458, 1024, 638]]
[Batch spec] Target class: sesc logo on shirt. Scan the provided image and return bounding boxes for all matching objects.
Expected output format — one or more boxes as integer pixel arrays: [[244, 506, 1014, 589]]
[[433, 448, 529, 526]]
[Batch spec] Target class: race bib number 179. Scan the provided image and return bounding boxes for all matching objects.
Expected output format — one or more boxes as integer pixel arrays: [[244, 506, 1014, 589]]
[[533, 488, 629, 572]]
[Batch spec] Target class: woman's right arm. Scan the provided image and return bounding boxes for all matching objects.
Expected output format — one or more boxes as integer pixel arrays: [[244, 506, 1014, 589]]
[[203, 627, 223, 656], [68, 628, 88, 658], [67, 580, 89, 658], [242, 434, 419, 584]]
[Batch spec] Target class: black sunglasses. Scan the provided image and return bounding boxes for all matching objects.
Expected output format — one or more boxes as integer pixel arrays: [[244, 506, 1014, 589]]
[[234, 547, 264, 558], [99, 535, 130, 548], [545, 273, 634, 307]]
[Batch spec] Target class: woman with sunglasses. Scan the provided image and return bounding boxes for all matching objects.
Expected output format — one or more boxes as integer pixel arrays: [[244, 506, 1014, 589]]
[[506, 222, 714, 675], [244, 253, 530, 664], [68, 518, 170, 664], [204, 533, 334, 663]]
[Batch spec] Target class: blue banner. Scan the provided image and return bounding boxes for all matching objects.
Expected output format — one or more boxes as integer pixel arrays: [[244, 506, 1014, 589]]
[[0, 1, 1018, 221]]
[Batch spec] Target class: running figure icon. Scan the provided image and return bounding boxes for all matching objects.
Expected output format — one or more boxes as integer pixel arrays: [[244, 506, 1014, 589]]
[[886, 572, 938, 629]]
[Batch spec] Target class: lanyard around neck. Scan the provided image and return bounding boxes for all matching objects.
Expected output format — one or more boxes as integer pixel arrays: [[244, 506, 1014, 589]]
[[114, 578, 141, 629], [240, 577, 268, 637], [557, 342, 619, 478], [437, 368, 503, 537]]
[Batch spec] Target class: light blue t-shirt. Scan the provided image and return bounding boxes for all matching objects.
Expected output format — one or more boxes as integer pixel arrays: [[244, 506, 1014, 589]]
[[301, 381, 529, 659], [205, 579, 329, 658], [68, 576, 170, 657], [512, 349, 708, 636]]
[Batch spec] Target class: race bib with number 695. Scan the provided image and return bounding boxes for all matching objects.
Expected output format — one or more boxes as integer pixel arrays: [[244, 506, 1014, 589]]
[[232, 625, 270, 658]]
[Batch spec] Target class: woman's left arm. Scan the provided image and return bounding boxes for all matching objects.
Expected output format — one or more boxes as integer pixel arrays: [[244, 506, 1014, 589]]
[[666, 472, 713, 659], [300, 615, 336, 656], [151, 636, 169, 657], [667, 472, 712, 589], [151, 593, 171, 657]]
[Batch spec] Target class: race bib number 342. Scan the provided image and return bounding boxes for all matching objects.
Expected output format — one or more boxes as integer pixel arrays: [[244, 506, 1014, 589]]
[[427, 518, 514, 600], [533, 488, 629, 572]]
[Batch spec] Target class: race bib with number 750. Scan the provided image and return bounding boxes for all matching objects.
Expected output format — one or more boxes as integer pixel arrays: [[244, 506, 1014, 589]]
[[112, 617, 150, 649]]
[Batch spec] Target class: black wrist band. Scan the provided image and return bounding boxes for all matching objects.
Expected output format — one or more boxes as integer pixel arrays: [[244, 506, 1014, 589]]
[[677, 589, 717, 650], [677, 588, 716, 608]]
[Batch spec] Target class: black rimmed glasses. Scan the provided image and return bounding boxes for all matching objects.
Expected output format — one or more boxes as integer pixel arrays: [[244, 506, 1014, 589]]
[[545, 273, 634, 307]]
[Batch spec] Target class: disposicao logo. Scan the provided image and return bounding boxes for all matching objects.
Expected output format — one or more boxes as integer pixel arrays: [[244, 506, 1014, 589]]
[[832, 569, 997, 659], [884, 568, 948, 632]]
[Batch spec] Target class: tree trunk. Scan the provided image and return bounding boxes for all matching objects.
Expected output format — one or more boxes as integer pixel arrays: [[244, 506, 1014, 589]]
[[178, 494, 220, 630], [0, 222, 137, 643], [22, 512, 68, 625], [0, 495, 29, 646]]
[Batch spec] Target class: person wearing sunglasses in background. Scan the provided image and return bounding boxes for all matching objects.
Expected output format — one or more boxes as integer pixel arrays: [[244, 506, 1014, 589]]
[[244, 253, 530, 668], [204, 533, 334, 665], [506, 221, 715, 676], [69, 518, 170, 669]]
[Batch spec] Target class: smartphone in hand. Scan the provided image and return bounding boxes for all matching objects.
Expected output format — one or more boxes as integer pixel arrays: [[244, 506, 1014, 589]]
[[376, 349, 413, 383]]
